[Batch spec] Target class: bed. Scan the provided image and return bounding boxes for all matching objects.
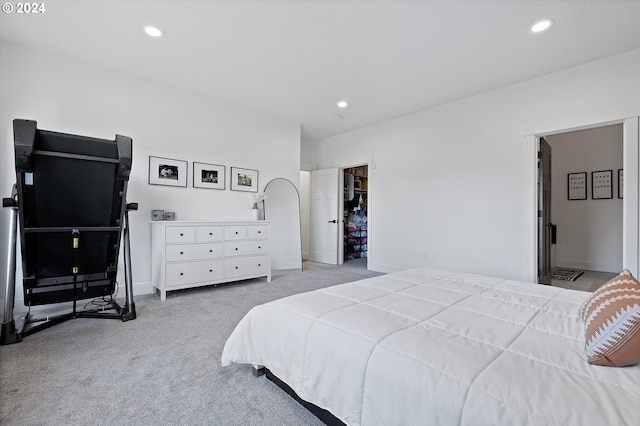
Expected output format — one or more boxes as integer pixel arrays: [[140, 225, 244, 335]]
[[221, 268, 640, 425]]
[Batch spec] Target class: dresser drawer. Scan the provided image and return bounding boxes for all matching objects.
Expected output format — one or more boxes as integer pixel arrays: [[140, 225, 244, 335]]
[[166, 260, 224, 287], [247, 225, 268, 239], [165, 226, 195, 243], [196, 226, 224, 242], [166, 243, 223, 262], [224, 226, 247, 240], [225, 240, 268, 257], [225, 255, 269, 278]]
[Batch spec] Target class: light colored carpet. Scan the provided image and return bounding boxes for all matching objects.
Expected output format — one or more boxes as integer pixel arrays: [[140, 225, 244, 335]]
[[0, 262, 381, 425]]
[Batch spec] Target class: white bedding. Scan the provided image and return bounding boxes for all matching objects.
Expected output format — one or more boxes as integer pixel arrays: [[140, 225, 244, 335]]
[[221, 268, 640, 425]]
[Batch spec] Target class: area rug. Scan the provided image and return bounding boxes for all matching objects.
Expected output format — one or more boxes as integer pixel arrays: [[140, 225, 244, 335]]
[[551, 267, 584, 281]]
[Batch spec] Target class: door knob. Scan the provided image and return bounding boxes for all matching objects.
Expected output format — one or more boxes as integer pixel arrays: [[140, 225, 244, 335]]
[[328, 219, 337, 223]]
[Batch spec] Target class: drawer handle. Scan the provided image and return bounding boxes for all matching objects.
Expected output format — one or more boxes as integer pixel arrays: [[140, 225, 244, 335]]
[[209, 249, 213, 253], [180, 272, 184, 276], [209, 269, 213, 272], [209, 232, 212, 235], [180, 233, 184, 236], [258, 230, 261, 234], [258, 246, 261, 249], [235, 248, 238, 251], [235, 266, 239, 269], [180, 251, 184, 255], [235, 231, 238, 234], [258, 263, 261, 267]]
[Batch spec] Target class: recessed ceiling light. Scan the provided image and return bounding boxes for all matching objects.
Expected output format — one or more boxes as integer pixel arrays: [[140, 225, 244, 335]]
[[337, 100, 348, 109], [144, 25, 163, 38], [531, 19, 554, 33]]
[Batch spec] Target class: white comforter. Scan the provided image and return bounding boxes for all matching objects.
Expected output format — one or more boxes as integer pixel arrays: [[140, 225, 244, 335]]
[[221, 268, 640, 425]]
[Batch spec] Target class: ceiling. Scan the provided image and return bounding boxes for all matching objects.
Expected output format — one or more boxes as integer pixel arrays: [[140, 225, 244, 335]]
[[1, 1, 640, 141]]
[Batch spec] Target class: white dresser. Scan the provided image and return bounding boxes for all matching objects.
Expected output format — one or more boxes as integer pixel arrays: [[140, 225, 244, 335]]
[[151, 221, 271, 300]]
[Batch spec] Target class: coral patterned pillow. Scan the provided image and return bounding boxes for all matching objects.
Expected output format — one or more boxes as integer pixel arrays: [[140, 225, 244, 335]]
[[581, 269, 640, 367]]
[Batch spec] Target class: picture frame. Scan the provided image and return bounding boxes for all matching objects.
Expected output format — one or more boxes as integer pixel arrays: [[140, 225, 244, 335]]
[[592, 170, 613, 199], [193, 162, 225, 190], [148, 156, 188, 187], [567, 172, 587, 200], [618, 169, 623, 199], [230, 167, 258, 192]]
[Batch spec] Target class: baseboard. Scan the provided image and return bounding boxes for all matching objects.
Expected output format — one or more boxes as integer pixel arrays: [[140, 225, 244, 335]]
[[133, 281, 154, 296], [272, 262, 303, 270], [272, 268, 303, 275], [368, 262, 404, 274]]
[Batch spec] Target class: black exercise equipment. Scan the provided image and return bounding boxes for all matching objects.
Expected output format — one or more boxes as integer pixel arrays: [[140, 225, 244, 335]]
[[1, 119, 137, 345]]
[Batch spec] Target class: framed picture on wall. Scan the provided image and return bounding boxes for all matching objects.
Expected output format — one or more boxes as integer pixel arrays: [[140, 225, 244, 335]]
[[148, 156, 188, 187], [618, 169, 623, 199], [592, 170, 613, 199], [230, 167, 258, 192], [567, 172, 587, 200], [193, 162, 225, 190]]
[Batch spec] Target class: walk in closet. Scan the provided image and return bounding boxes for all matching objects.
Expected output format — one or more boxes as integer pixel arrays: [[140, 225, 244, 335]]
[[343, 165, 368, 260]]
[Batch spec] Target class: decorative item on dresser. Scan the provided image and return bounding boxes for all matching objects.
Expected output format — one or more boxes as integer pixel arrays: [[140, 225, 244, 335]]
[[248, 192, 266, 220], [151, 210, 165, 221], [151, 221, 271, 300]]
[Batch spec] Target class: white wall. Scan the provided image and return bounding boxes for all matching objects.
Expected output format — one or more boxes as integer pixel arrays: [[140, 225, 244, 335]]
[[0, 41, 300, 312], [546, 125, 623, 273], [300, 137, 318, 171], [316, 48, 640, 281], [300, 171, 311, 261]]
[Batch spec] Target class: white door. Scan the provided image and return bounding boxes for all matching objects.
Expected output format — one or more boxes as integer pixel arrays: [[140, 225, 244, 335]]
[[310, 168, 340, 264]]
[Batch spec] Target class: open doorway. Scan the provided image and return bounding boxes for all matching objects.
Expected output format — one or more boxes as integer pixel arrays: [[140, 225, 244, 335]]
[[539, 124, 624, 291], [342, 165, 368, 268], [301, 165, 371, 270]]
